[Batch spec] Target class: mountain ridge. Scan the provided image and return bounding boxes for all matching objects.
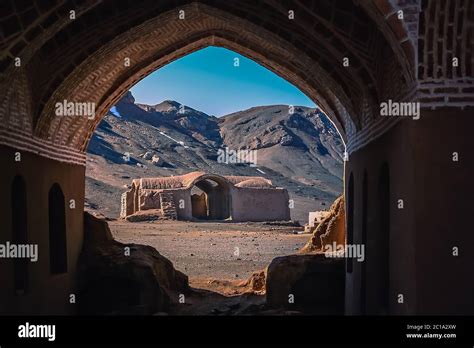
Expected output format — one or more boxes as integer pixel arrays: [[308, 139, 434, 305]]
[[86, 91, 344, 223]]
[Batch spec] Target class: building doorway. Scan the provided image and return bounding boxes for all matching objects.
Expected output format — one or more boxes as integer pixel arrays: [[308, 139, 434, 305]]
[[191, 178, 230, 220]]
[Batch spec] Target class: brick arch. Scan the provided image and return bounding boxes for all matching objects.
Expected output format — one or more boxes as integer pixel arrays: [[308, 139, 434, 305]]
[[357, 0, 418, 81], [35, 3, 360, 152], [186, 173, 232, 190], [1, 0, 420, 161]]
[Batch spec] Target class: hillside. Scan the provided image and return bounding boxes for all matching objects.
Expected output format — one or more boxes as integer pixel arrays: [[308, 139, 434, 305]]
[[86, 91, 344, 223]]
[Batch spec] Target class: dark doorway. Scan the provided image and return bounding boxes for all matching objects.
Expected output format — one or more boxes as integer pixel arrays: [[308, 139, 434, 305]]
[[49, 183, 67, 274], [191, 185, 208, 219], [360, 171, 368, 314], [191, 179, 230, 220], [377, 163, 390, 314], [346, 173, 354, 273], [11, 176, 28, 295]]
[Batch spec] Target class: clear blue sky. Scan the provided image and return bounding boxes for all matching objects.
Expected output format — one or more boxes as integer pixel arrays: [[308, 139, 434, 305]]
[[130, 46, 316, 116]]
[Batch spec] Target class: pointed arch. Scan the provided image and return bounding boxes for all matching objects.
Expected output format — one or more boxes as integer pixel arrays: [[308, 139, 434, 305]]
[[377, 162, 390, 314], [48, 183, 67, 274], [346, 172, 355, 274], [11, 175, 28, 294]]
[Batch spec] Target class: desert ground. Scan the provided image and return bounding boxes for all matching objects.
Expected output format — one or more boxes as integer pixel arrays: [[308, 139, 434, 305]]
[[109, 220, 309, 294]]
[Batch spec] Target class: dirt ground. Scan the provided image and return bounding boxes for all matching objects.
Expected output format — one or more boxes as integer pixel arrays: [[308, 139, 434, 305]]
[[109, 220, 309, 293]]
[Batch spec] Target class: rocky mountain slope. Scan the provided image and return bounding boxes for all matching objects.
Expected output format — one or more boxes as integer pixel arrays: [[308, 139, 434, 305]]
[[86, 91, 344, 223]]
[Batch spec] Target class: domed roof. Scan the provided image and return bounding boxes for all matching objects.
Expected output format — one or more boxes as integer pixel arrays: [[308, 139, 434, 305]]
[[234, 178, 273, 188], [135, 171, 274, 190]]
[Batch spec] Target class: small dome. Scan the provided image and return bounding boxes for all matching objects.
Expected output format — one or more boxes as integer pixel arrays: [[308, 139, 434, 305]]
[[235, 178, 273, 188]]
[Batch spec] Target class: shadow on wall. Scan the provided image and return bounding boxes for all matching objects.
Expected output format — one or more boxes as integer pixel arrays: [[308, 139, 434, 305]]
[[191, 179, 231, 220]]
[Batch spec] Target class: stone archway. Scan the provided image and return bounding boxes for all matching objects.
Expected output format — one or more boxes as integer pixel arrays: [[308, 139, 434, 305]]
[[1, 1, 417, 165], [191, 178, 231, 220], [188, 174, 232, 221]]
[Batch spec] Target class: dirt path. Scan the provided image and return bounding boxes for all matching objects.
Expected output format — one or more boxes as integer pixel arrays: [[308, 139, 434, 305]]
[[109, 220, 309, 291]]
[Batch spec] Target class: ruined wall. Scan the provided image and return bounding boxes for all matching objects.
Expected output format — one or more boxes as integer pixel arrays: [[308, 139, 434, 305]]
[[131, 185, 290, 222], [136, 188, 192, 220], [231, 187, 290, 222], [120, 190, 135, 218], [139, 189, 162, 211], [171, 189, 193, 220], [302, 196, 345, 253], [0, 145, 84, 315]]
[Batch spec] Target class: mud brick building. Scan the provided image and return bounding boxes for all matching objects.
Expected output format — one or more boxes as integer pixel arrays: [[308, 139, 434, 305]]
[[121, 171, 290, 222]]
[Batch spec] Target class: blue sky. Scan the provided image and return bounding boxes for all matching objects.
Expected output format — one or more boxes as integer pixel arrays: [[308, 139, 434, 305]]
[[130, 46, 316, 117]]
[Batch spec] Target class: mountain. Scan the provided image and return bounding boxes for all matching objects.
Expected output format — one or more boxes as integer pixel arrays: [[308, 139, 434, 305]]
[[86, 91, 344, 223]]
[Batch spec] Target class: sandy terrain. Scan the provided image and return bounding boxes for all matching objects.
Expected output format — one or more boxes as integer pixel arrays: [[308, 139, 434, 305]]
[[109, 220, 309, 292]]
